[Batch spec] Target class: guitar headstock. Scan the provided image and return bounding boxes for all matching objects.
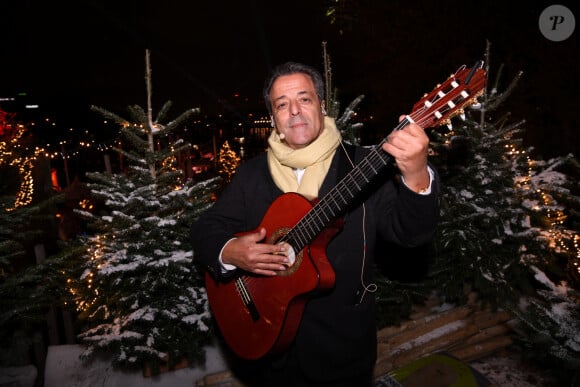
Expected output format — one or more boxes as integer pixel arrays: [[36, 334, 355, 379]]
[[409, 61, 486, 129]]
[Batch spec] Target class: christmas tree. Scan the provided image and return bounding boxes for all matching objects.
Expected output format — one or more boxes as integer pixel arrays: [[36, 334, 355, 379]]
[[216, 140, 240, 183], [0, 111, 44, 210], [419, 45, 579, 368], [70, 51, 221, 373], [0, 112, 69, 367], [322, 41, 364, 145]]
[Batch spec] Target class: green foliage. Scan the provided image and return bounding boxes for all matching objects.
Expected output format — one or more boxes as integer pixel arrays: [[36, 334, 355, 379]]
[[0, 193, 65, 275], [424, 60, 580, 368], [358, 51, 580, 369], [322, 42, 364, 145], [0, 193, 68, 366], [72, 101, 221, 372], [428, 113, 539, 305]]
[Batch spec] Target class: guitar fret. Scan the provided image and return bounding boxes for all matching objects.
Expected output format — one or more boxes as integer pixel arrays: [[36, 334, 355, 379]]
[[342, 180, 354, 197], [294, 235, 306, 250], [349, 174, 362, 190], [313, 211, 328, 233], [318, 208, 331, 222], [326, 194, 338, 210], [307, 217, 318, 230], [325, 205, 337, 218], [305, 226, 314, 240], [295, 229, 307, 248], [310, 209, 323, 225], [330, 191, 346, 207], [374, 148, 391, 165], [304, 219, 317, 239], [359, 168, 371, 183], [335, 189, 348, 204]]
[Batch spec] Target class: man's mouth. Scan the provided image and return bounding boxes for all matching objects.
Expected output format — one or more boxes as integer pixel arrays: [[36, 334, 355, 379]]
[[289, 121, 308, 129]]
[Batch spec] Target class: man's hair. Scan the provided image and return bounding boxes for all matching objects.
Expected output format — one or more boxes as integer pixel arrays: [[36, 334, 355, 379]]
[[262, 62, 325, 115]]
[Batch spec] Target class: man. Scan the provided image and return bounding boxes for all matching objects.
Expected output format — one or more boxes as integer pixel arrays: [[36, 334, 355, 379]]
[[190, 62, 439, 386]]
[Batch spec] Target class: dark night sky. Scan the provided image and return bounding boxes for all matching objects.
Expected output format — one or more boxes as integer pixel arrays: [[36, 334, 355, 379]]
[[1, 0, 578, 158]]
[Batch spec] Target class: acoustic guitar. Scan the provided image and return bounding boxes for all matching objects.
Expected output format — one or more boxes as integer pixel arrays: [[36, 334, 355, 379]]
[[205, 61, 487, 360]]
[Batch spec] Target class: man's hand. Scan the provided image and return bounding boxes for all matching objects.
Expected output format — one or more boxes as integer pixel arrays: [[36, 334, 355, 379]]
[[221, 227, 289, 276], [382, 116, 430, 193]]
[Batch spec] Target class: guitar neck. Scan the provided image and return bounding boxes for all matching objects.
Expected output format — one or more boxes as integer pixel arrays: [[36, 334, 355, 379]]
[[280, 62, 487, 252], [283, 119, 409, 252]]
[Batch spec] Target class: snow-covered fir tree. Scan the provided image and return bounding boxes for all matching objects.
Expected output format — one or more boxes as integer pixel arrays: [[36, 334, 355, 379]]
[[425, 51, 580, 369], [348, 44, 580, 374], [0, 193, 68, 367], [70, 51, 221, 373], [321, 42, 364, 145], [0, 195, 29, 276]]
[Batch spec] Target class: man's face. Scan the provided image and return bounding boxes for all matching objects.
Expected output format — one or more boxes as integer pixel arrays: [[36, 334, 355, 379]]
[[270, 73, 325, 150]]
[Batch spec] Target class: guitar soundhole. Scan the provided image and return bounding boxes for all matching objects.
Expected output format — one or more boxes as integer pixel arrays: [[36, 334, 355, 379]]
[[270, 227, 302, 277]]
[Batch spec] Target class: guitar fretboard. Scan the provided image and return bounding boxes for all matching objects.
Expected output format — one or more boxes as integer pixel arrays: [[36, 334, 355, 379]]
[[282, 119, 408, 252]]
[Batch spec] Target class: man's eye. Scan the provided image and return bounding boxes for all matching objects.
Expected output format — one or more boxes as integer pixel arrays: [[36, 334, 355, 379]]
[[300, 97, 311, 104], [275, 103, 287, 111]]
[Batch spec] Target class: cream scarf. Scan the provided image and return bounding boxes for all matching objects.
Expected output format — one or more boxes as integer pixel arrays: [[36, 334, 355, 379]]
[[267, 116, 341, 200]]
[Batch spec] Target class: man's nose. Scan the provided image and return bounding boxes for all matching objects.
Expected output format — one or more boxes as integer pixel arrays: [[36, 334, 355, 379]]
[[289, 101, 301, 116]]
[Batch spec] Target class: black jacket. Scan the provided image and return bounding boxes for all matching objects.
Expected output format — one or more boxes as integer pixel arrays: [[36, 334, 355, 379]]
[[190, 144, 440, 381]]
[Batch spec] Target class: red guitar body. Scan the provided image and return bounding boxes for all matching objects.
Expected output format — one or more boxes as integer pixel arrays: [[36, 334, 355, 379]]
[[204, 192, 340, 360]]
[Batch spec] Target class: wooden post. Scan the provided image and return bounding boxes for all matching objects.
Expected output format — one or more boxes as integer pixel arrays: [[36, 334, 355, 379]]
[[104, 154, 112, 174]]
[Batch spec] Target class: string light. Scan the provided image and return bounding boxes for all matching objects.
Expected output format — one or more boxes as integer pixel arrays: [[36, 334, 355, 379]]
[[510, 143, 579, 279], [0, 123, 48, 210], [444, 128, 580, 282], [217, 140, 240, 182]]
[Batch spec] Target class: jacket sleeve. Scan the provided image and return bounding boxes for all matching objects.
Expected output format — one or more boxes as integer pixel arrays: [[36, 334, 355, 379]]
[[189, 155, 275, 280], [374, 161, 441, 247]]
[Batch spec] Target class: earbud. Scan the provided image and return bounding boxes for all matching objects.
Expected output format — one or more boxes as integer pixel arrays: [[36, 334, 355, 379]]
[[270, 116, 275, 127], [279, 132, 286, 140]]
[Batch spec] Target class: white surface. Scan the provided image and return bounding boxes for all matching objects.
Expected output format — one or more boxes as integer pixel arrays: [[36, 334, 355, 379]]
[[43, 344, 229, 387]]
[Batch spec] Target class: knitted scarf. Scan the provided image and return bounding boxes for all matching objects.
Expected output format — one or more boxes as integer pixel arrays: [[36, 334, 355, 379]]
[[267, 116, 341, 200]]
